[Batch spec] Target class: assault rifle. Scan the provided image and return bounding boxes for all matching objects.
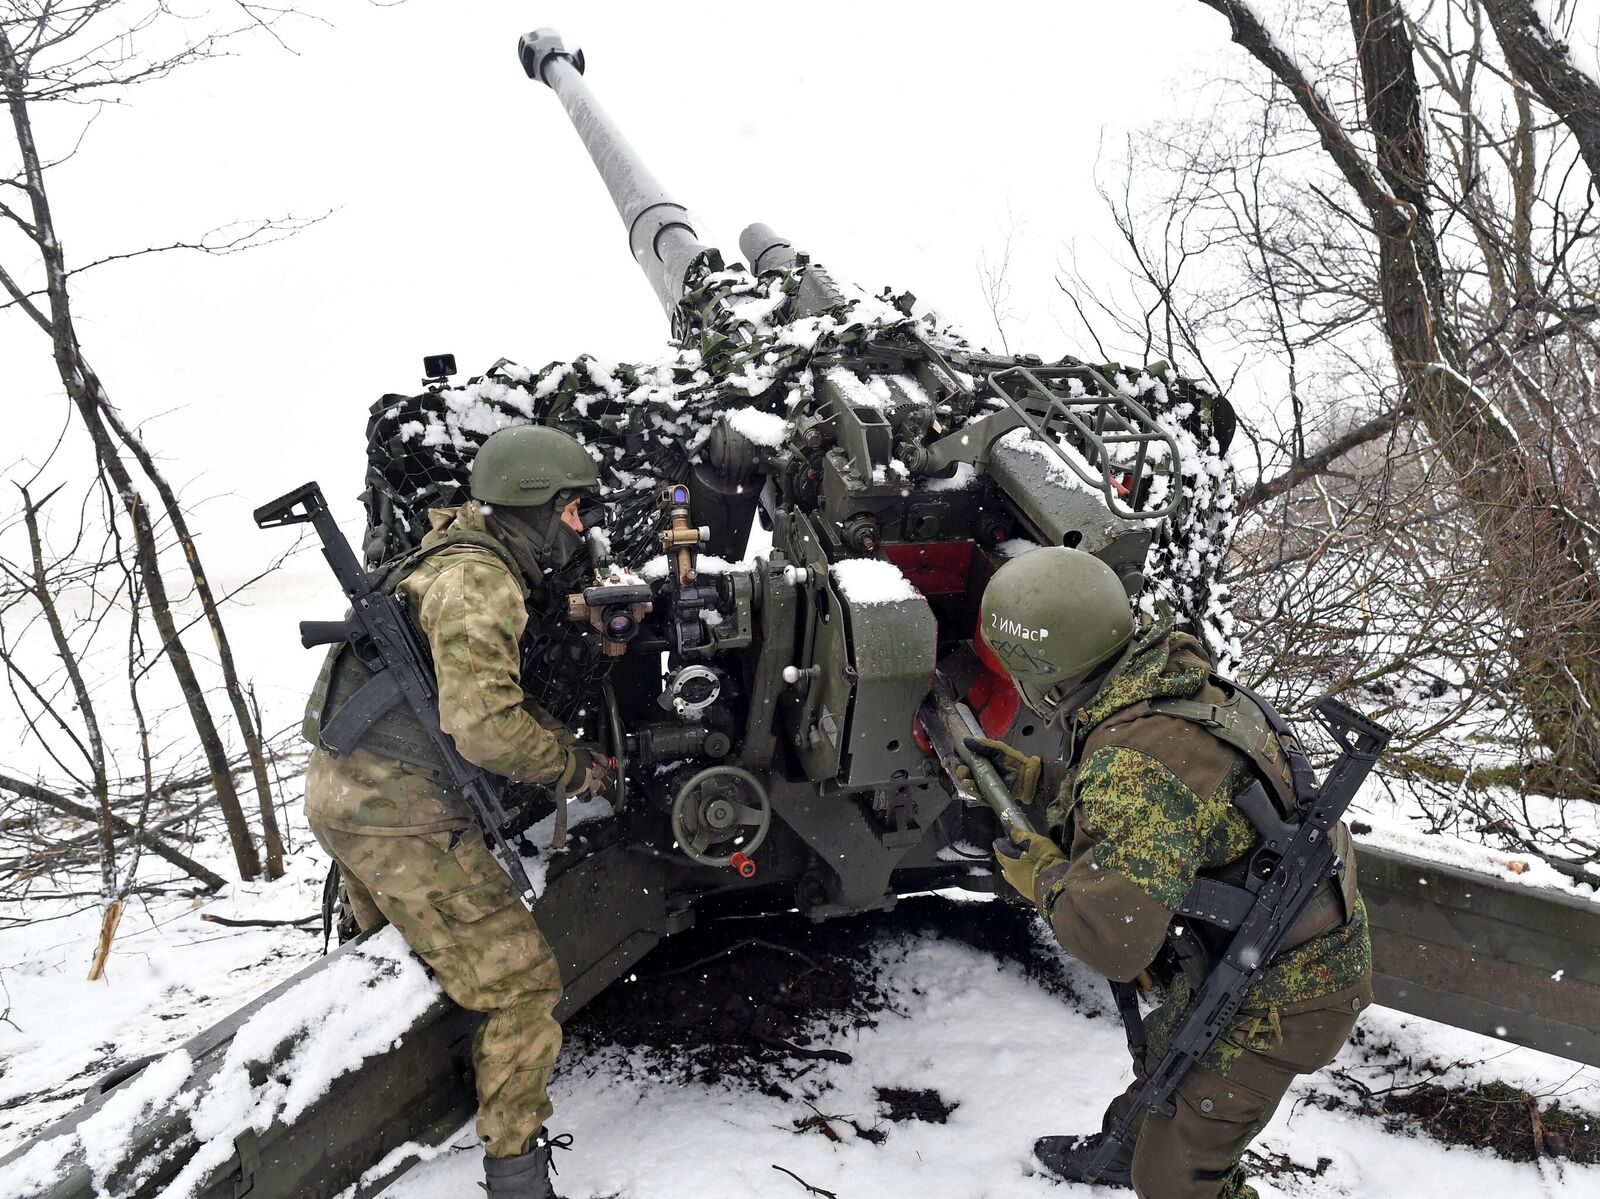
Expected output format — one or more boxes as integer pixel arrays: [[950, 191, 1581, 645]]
[[253, 481, 541, 911], [1082, 695, 1391, 1181]]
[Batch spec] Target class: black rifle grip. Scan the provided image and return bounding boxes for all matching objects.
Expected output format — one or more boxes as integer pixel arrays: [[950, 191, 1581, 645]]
[[300, 619, 357, 649]]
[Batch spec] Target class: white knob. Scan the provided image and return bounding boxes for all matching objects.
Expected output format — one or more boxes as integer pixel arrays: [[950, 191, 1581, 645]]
[[782, 665, 801, 684]]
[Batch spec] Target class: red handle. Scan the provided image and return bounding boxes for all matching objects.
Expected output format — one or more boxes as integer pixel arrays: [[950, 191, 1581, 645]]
[[729, 851, 757, 879]]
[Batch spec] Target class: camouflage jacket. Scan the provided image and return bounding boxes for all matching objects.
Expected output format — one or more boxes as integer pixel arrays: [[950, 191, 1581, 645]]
[[1035, 630, 1371, 1010], [304, 501, 579, 835]]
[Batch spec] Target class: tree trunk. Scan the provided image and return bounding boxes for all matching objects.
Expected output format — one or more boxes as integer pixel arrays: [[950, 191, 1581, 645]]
[[97, 401, 285, 878], [1347, 0, 1600, 793], [127, 489, 262, 879], [1480, 0, 1600, 181]]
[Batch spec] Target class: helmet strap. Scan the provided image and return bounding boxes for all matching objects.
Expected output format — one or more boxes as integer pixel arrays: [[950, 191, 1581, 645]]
[[490, 504, 581, 579]]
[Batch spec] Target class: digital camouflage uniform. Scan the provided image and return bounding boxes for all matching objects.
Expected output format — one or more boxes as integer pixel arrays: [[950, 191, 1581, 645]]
[[304, 501, 584, 1159], [1035, 629, 1372, 1199]]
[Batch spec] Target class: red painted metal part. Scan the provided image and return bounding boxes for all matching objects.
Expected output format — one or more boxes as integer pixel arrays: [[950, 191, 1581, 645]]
[[884, 540, 1021, 739], [883, 540, 977, 597], [964, 642, 1021, 738]]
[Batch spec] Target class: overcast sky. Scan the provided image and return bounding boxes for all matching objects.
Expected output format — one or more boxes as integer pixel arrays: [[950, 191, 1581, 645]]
[[6, 0, 1240, 580]]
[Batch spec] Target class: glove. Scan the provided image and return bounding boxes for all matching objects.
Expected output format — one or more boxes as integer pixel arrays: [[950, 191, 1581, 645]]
[[992, 827, 1067, 906], [963, 737, 1044, 806], [562, 746, 614, 799]]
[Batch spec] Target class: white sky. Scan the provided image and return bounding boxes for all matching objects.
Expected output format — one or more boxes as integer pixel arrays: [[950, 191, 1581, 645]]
[[4, 0, 1231, 578]]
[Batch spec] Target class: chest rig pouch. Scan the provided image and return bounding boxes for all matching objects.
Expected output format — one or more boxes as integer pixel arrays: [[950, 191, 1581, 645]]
[[302, 529, 527, 776], [1111, 677, 1359, 983]]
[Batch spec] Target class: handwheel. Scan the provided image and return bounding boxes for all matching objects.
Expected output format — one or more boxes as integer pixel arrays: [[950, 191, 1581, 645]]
[[670, 765, 772, 871]]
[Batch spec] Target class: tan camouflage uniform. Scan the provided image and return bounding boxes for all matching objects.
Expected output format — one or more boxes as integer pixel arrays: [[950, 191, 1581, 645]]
[[305, 502, 581, 1158], [1035, 630, 1372, 1199]]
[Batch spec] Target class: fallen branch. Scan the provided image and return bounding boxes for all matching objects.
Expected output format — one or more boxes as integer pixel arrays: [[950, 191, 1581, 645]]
[[797, 1102, 843, 1143], [771, 1164, 838, 1199], [751, 1028, 853, 1065], [0, 771, 226, 891], [200, 913, 320, 929]]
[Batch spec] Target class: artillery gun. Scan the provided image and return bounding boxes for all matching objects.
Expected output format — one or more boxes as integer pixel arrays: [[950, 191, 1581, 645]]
[[342, 26, 1234, 943], [22, 27, 1600, 1199]]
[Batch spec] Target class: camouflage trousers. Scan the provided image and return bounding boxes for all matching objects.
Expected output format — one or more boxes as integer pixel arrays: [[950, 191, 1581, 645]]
[[310, 819, 564, 1158], [1106, 978, 1371, 1199]]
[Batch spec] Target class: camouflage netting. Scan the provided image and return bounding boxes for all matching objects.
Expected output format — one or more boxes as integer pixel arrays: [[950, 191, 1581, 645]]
[[360, 253, 1239, 664], [1123, 366, 1242, 668]]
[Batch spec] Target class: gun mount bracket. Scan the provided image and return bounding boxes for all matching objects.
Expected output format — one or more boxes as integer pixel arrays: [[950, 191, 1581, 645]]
[[921, 366, 1182, 522]]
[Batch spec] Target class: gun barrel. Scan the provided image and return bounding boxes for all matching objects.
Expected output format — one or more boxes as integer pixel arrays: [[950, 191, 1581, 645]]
[[739, 222, 799, 274], [520, 28, 715, 315]]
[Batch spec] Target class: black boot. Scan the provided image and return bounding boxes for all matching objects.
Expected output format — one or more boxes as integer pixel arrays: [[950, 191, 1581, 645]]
[[483, 1132, 571, 1199], [1033, 1133, 1134, 1188]]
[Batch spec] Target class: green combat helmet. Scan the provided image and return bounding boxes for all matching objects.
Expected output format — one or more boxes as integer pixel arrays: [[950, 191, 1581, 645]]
[[979, 547, 1135, 713], [470, 425, 601, 506], [471, 425, 602, 576]]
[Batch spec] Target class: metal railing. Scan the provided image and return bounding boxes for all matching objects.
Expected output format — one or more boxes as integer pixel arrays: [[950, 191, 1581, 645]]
[[985, 364, 1183, 522]]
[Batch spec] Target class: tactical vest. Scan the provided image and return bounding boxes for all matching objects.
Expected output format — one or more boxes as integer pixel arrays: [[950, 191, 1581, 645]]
[[1082, 673, 1359, 973], [302, 528, 527, 777]]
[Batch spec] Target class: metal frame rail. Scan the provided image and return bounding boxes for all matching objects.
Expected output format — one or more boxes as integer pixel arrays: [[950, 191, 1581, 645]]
[[3, 842, 1595, 1199]]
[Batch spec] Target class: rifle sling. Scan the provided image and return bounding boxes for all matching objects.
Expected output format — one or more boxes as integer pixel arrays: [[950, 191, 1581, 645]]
[[319, 669, 405, 757]]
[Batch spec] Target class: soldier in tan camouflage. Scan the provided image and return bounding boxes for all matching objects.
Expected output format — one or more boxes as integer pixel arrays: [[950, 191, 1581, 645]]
[[973, 547, 1372, 1199], [303, 426, 610, 1199]]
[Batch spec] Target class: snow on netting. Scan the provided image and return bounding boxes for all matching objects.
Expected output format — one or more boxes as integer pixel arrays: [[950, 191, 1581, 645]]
[[358, 253, 1239, 661]]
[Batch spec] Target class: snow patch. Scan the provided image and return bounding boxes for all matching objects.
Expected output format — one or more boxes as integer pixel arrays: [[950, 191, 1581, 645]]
[[829, 558, 921, 606], [724, 407, 788, 448], [0, 1137, 75, 1198], [159, 928, 443, 1199]]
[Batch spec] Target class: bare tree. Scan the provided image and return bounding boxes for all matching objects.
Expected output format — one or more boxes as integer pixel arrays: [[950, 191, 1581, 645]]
[[0, 2, 354, 882], [1143, 0, 1600, 795], [1480, 0, 1600, 177], [977, 210, 1023, 355]]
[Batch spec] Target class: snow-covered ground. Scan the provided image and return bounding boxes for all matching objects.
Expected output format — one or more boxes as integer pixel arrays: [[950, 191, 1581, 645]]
[[0, 790, 331, 1154], [379, 928, 1600, 1199], [3, 794, 1598, 1197]]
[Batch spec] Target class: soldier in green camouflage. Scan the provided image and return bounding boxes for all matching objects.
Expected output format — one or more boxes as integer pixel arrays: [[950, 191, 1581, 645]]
[[974, 548, 1372, 1199], [303, 426, 609, 1199]]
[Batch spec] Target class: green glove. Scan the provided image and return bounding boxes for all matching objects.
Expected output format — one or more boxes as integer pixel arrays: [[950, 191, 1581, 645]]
[[992, 827, 1067, 906], [963, 737, 1044, 806]]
